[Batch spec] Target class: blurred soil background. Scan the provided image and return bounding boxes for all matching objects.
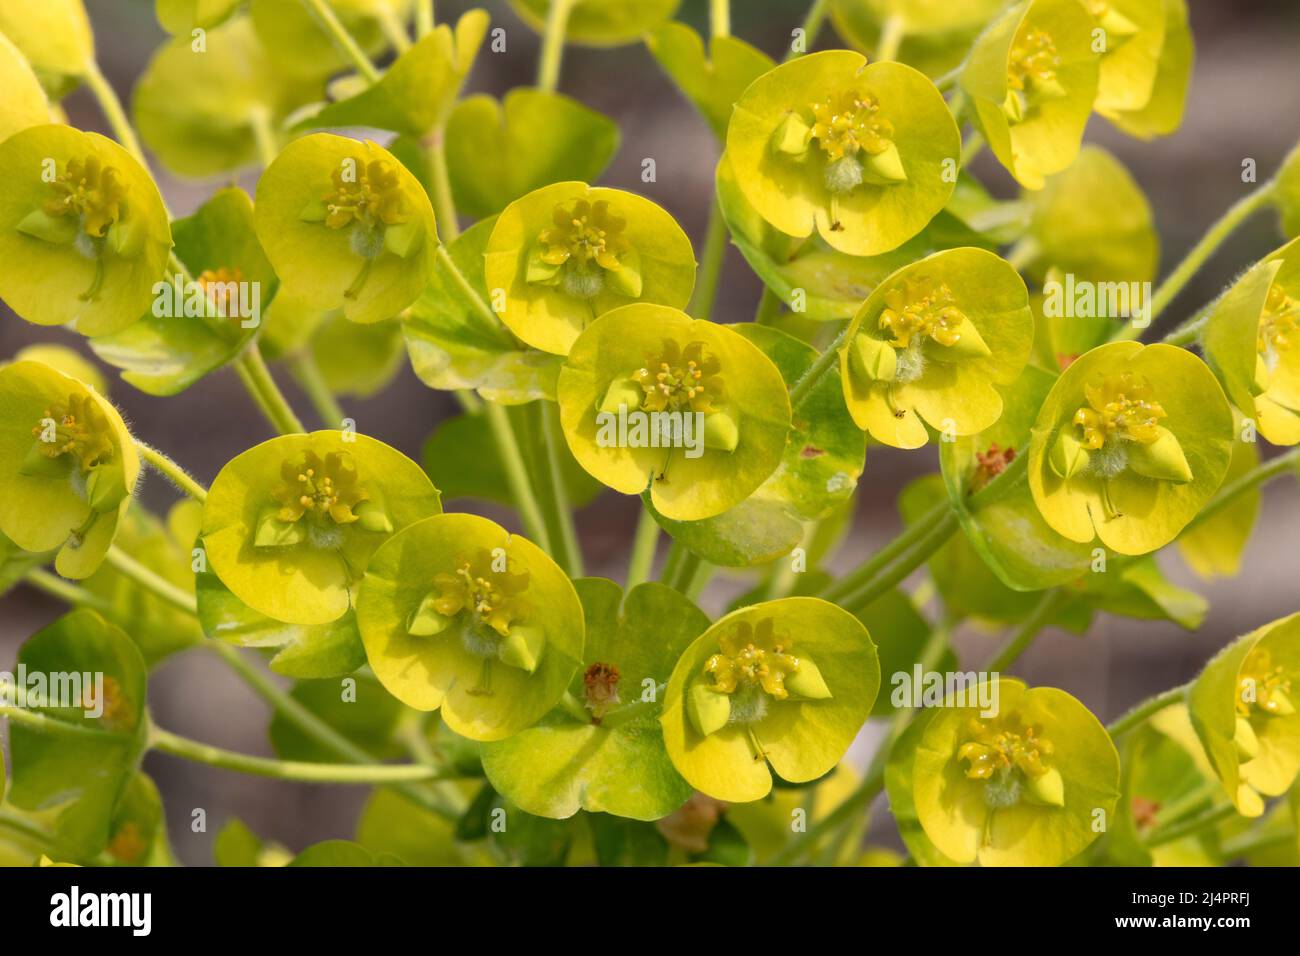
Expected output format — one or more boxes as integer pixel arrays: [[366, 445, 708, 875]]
[[2, 0, 1299, 863]]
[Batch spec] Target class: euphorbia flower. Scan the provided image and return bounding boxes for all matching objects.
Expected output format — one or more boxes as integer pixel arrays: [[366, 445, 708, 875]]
[[660, 597, 878, 803], [254, 133, 437, 324], [201, 430, 441, 626], [839, 247, 1034, 449], [356, 513, 584, 741], [960, 0, 1100, 189], [0, 124, 171, 336], [484, 182, 696, 355], [910, 679, 1119, 866], [1189, 613, 1300, 817], [557, 303, 791, 521], [1203, 238, 1300, 446], [0, 360, 138, 579], [1029, 341, 1233, 555], [1088, 0, 1192, 139], [726, 50, 958, 256]]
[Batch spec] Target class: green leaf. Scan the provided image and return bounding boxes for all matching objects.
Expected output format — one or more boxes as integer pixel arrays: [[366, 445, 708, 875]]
[[1276, 140, 1300, 240], [104, 773, 174, 866], [90, 186, 274, 396], [7, 609, 149, 859], [356, 788, 488, 865], [1072, 555, 1207, 630], [646, 23, 774, 139], [443, 89, 620, 220], [155, 0, 239, 33], [403, 217, 564, 403], [288, 839, 394, 866], [295, 11, 489, 138], [480, 578, 706, 820], [1177, 435, 1260, 579]]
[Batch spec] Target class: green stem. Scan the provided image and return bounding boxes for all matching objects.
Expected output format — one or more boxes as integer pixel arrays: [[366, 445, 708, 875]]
[[934, 64, 962, 93], [710, 0, 730, 39], [483, 401, 552, 552], [659, 538, 685, 585], [689, 197, 729, 321], [375, 4, 413, 52], [960, 130, 986, 168], [537, 0, 575, 92], [1114, 182, 1277, 341], [135, 442, 208, 503], [1221, 827, 1296, 859], [104, 545, 196, 615], [0, 700, 132, 740], [786, 0, 829, 60], [1185, 447, 1300, 530], [985, 589, 1067, 673], [234, 347, 306, 434], [821, 500, 948, 603], [425, 129, 460, 241], [435, 245, 496, 324], [150, 726, 447, 783], [81, 60, 149, 170], [1144, 802, 1237, 848], [841, 510, 959, 613], [626, 506, 660, 590], [754, 286, 783, 326], [23, 570, 115, 614], [668, 549, 702, 594], [300, 0, 381, 83], [1107, 683, 1188, 737], [289, 354, 348, 428], [537, 401, 584, 576], [875, 15, 905, 62], [416, 0, 435, 36], [1160, 306, 1211, 347], [248, 105, 280, 169], [788, 326, 848, 410]]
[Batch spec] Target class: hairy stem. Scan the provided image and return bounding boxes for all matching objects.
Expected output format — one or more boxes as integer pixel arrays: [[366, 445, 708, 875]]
[[234, 347, 307, 435], [626, 506, 661, 590], [104, 545, 197, 615], [425, 129, 461, 241], [81, 60, 149, 170], [289, 353, 348, 429], [537, 401, 584, 576], [483, 401, 553, 552], [135, 442, 208, 503], [689, 198, 729, 321], [985, 589, 1068, 673], [300, 0, 381, 83], [1106, 683, 1189, 737]]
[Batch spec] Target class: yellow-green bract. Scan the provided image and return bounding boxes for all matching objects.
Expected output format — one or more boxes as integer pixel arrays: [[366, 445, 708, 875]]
[[727, 50, 958, 256], [1028, 341, 1233, 555], [0, 360, 138, 579], [356, 513, 584, 741], [507, 0, 680, 46], [484, 181, 696, 356], [1188, 613, 1300, 817], [0, 124, 171, 336], [1202, 237, 1300, 446], [557, 304, 792, 521], [839, 247, 1034, 448], [911, 678, 1119, 866], [660, 597, 878, 802], [0, 0, 93, 99], [961, 0, 1099, 190], [253, 132, 437, 325], [201, 430, 441, 626], [0, 29, 49, 142]]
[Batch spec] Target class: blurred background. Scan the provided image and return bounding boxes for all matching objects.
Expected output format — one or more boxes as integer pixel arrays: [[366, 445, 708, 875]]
[[2, 0, 1299, 864]]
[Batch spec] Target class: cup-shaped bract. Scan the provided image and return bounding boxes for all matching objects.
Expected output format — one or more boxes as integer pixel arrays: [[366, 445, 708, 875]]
[[508, 0, 681, 47], [484, 182, 696, 356], [0, 125, 171, 337], [912, 678, 1119, 866], [961, 0, 1100, 189], [830, 0, 1007, 79], [0, 361, 138, 579], [254, 133, 437, 325], [0, 31, 50, 142], [1092, 0, 1192, 140], [356, 513, 584, 741], [557, 304, 792, 521], [1029, 341, 1233, 556], [727, 51, 959, 256], [660, 597, 879, 803], [0, 0, 93, 99], [134, 16, 320, 178], [201, 430, 441, 626], [1203, 238, 1300, 446], [839, 247, 1034, 448], [1188, 613, 1300, 817]]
